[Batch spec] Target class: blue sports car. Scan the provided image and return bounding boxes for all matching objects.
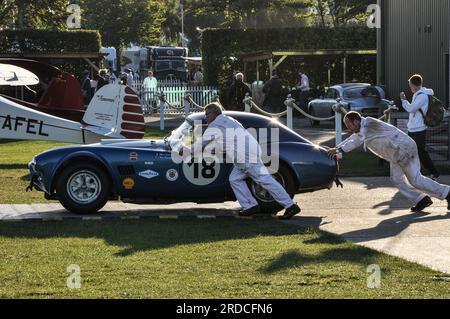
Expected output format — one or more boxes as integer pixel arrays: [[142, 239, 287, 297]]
[[27, 111, 340, 214]]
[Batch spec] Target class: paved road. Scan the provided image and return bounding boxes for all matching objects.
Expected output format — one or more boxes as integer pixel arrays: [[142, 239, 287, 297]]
[[289, 176, 450, 275], [2, 176, 450, 274]]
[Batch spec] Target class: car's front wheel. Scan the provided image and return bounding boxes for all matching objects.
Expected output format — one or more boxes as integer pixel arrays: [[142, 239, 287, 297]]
[[56, 162, 111, 214], [248, 164, 297, 215]]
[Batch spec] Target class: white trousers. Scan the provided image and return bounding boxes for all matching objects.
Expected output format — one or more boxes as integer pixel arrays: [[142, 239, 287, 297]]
[[229, 163, 294, 210], [390, 154, 450, 205]]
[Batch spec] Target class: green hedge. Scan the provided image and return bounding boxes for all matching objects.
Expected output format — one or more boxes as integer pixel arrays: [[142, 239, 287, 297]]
[[0, 29, 101, 54], [202, 26, 376, 87]]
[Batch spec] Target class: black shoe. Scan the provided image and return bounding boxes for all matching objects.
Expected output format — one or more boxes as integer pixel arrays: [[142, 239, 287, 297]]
[[411, 196, 433, 212], [281, 204, 301, 219], [238, 205, 260, 217]]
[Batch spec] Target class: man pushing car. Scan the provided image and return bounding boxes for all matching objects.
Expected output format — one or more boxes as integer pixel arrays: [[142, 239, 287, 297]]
[[327, 111, 450, 212], [180, 102, 301, 219]]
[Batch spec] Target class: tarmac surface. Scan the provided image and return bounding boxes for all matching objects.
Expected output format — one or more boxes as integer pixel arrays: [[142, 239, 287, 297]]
[[2, 176, 450, 274]]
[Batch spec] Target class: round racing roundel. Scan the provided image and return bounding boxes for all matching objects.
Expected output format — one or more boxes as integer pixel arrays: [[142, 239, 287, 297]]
[[182, 157, 220, 186], [166, 169, 179, 182]]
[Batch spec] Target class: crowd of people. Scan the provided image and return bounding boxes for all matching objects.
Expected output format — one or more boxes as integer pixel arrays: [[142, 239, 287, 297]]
[[79, 66, 206, 105]]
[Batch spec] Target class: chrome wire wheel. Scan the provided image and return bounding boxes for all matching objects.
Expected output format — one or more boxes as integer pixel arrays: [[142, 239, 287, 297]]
[[250, 172, 286, 203], [66, 170, 102, 205]]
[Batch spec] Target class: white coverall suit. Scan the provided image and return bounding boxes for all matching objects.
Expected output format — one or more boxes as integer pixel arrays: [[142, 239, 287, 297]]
[[338, 117, 450, 204], [191, 114, 294, 210]]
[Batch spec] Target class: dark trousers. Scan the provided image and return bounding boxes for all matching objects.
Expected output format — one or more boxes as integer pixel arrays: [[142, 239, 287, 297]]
[[408, 130, 439, 175]]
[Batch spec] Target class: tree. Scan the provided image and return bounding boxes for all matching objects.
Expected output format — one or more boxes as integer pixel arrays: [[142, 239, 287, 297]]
[[160, 0, 182, 46], [0, 0, 68, 30], [79, 0, 165, 50], [305, 0, 371, 27]]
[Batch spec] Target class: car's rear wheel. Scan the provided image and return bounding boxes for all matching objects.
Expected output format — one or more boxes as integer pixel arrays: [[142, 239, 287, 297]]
[[309, 107, 320, 126], [248, 164, 297, 215], [56, 162, 111, 214]]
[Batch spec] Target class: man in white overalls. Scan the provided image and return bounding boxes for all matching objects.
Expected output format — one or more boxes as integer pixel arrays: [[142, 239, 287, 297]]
[[328, 112, 450, 212], [183, 103, 301, 219]]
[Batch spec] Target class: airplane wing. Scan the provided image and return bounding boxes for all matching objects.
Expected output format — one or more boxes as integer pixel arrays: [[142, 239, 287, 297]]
[[0, 64, 39, 86]]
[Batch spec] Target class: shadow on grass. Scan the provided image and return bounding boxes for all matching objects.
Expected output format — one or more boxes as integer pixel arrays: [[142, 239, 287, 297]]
[[0, 139, 25, 145], [259, 245, 378, 274], [0, 217, 324, 258], [0, 164, 28, 169]]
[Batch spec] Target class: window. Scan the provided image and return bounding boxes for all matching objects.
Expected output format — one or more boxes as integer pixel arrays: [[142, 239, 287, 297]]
[[326, 89, 339, 99], [361, 87, 380, 98], [343, 87, 365, 100], [171, 60, 185, 70], [155, 61, 170, 71]]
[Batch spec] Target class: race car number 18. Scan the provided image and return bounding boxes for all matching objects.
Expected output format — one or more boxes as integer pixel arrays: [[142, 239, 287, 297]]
[[182, 158, 220, 186]]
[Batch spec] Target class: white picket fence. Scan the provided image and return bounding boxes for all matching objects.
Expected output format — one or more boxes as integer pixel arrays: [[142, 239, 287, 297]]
[[132, 78, 183, 89], [134, 80, 219, 115]]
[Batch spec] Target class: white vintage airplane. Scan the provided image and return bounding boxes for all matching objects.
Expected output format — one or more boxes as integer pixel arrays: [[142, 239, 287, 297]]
[[0, 60, 145, 144]]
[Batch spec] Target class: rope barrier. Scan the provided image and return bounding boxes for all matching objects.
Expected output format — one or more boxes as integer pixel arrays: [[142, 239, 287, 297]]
[[290, 100, 337, 121], [242, 97, 287, 117], [249, 100, 288, 117], [184, 94, 206, 110], [243, 96, 344, 121], [159, 93, 184, 109]]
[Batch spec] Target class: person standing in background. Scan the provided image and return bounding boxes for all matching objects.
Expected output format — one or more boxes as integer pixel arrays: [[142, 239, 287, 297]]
[[297, 71, 311, 110], [228, 72, 251, 111], [80, 70, 92, 105], [124, 68, 134, 88], [262, 71, 284, 113], [400, 74, 440, 180], [142, 70, 158, 110], [96, 69, 108, 91], [193, 67, 204, 85]]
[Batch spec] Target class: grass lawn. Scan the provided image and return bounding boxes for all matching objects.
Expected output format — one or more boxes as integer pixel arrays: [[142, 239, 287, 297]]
[[0, 128, 170, 204], [0, 219, 449, 298]]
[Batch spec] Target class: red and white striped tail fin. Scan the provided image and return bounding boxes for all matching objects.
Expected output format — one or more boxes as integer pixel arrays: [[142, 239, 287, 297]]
[[82, 84, 145, 139], [120, 86, 145, 139]]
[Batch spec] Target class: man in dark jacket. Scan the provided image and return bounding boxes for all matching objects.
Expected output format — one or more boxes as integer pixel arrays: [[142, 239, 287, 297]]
[[263, 72, 284, 113], [228, 72, 251, 111], [96, 69, 108, 91], [80, 70, 92, 105]]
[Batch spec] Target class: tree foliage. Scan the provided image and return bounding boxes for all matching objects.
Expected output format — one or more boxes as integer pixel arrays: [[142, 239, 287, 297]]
[[0, 0, 68, 29], [78, 0, 165, 50], [304, 0, 372, 26]]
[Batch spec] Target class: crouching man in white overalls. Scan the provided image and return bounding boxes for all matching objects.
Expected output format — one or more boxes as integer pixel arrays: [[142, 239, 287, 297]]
[[181, 102, 301, 219], [327, 111, 450, 212]]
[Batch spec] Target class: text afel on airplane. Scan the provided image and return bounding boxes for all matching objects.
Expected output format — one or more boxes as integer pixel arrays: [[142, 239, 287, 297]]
[[0, 114, 49, 137]]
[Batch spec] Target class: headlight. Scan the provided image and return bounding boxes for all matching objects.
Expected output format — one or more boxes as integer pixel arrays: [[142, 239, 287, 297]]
[[28, 158, 36, 171]]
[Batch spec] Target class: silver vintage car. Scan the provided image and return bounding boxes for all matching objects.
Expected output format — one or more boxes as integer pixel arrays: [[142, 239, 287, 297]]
[[307, 83, 389, 126]]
